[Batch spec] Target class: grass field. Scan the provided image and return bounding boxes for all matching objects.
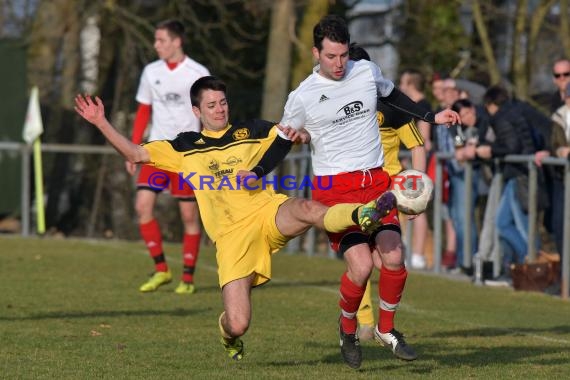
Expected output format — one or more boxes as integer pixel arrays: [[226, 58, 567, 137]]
[[1, 236, 570, 379]]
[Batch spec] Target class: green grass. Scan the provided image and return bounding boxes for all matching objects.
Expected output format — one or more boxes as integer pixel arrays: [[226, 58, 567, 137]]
[[1, 236, 569, 379]]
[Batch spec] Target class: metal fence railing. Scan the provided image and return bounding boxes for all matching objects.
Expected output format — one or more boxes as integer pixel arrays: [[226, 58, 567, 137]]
[[1, 141, 568, 299]]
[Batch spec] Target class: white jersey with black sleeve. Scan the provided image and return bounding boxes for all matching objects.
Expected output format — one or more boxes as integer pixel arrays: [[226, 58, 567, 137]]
[[136, 56, 210, 141], [280, 59, 394, 176]]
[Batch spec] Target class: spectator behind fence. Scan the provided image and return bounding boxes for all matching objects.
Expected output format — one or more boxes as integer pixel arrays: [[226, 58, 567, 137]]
[[398, 68, 431, 270], [431, 78, 461, 269], [476, 86, 542, 282], [550, 59, 570, 113], [448, 99, 489, 272], [431, 72, 447, 112], [551, 82, 570, 257]]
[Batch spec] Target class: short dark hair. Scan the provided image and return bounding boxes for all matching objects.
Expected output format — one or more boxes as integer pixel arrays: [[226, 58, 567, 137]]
[[451, 98, 474, 113], [400, 68, 425, 92], [348, 43, 370, 61], [313, 15, 350, 51], [156, 19, 185, 43], [190, 76, 227, 107], [483, 85, 510, 106]]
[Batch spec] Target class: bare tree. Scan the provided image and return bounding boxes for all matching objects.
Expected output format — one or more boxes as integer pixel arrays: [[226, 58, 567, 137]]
[[290, 0, 330, 88], [512, 0, 529, 98], [561, 0, 570, 58], [471, 0, 501, 85], [261, 0, 294, 121]]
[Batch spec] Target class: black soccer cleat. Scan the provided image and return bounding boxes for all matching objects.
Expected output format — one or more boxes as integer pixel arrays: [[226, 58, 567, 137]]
[[375, 327, 418, 361], [339, 318, 362, 369]]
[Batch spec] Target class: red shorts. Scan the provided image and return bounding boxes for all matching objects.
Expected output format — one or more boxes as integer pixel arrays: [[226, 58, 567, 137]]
[[136, 164, 196, 199], [312, 167, 400, 253]]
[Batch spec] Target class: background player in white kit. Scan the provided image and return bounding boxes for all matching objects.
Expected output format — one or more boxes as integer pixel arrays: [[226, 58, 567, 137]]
[[126, 19, 210, 294], [279, 15, 459, 369]]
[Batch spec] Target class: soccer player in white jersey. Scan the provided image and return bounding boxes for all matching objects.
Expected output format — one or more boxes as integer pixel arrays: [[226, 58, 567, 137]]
[[126, 19, 210, 295], [279, 15, 460, 369]]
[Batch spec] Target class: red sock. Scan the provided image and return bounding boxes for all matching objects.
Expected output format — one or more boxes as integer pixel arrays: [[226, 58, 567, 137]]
[[378, 266, 407, 333], [139, 219, 168, 272], [339, 272, 366, 334], [182, 233, 201, 283]]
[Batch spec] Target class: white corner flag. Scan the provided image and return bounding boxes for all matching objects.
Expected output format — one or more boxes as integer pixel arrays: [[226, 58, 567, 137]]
[[22, 86, 46, 234], [23, 86, 44, 144]]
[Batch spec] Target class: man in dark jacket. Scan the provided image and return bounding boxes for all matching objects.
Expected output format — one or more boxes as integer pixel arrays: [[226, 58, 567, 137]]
[[475, 86, 539, 277]]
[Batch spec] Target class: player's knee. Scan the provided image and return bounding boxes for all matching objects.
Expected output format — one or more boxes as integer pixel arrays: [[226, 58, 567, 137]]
[[375, 230, 404, 269], [179, 202, 198, 221], [134, 201, 153, 220], [375, 230, 402, 253], [297, 199, 324, 219], [225, 314, 250, 337], [345, 253, 374, 283], [180, 211, 199, 227], [351, 266, 373, 284]]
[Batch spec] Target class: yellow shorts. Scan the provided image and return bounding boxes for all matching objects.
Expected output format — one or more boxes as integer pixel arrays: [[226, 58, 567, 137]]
[[215, 193, 289, 288]]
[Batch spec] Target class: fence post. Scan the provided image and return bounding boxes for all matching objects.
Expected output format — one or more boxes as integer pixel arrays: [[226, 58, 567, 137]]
[[493, 171, 503, 278], [463, 160, 473, 268], [527, 162, 537, 262], [433, 154, 443, 274], [562, 161, 570, 300], [20, 143, 31, 237]]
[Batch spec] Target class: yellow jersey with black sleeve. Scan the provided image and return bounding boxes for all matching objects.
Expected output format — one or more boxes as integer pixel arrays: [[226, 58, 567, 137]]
[[377, 102, 425, 176], [143, 120, 288, 243]]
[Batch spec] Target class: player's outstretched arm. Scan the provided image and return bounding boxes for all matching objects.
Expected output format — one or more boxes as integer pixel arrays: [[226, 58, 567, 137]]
[[434, 109, 461, 126], [74, 94, 150, 164]]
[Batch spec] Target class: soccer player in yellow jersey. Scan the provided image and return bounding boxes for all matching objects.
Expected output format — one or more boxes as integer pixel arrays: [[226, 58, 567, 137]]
[[74, 75, 398, 362], [348, 44, 426, 341]]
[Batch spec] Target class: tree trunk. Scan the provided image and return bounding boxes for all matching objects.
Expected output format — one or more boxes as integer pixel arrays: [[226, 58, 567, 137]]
[[28, 0, 81, 233], [471, 0, 501, 85], [561, 0, 570, 58], [512, 0, 528, 99], [261, 0, 293, 122], [290, 0, 329, 89]]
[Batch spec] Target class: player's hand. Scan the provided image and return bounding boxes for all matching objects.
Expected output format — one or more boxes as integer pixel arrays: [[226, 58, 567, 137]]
[[434, 109, 461, 126], [125, 161, 137, 176], [75, 94, 106, 127], [236, 169, 259, 188], [277, 124, 311, 144]]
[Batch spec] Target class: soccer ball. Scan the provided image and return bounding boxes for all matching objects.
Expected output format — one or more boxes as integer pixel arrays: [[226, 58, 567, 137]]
[[390, 169, 433, 215]]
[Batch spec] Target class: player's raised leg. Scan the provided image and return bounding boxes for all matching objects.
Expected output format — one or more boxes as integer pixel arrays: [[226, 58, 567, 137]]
[[275, 191, 397, 237]]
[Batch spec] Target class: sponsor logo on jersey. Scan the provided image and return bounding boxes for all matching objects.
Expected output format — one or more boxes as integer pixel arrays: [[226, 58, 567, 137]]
[[319, 94, 329, 103], [208, 159, 219, 171], [223, 156, 242, 166], [213, 168, 234, 178], [165, 93, 182, 103], [337, 101, 364, 116], [232, 128, 250, 140], [332, 100, 370, 125]]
